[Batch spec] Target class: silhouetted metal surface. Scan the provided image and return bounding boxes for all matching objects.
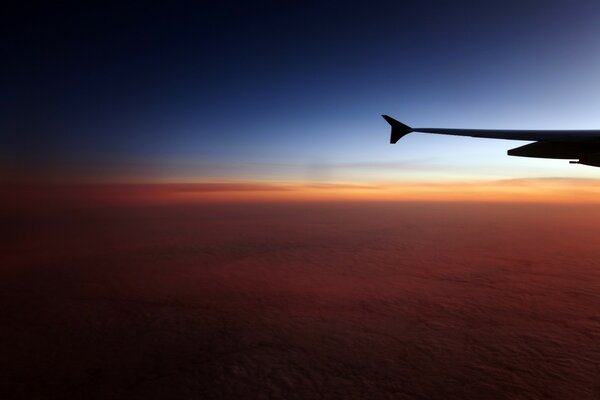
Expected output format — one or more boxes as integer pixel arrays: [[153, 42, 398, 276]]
[[383, 115, 600, 167]]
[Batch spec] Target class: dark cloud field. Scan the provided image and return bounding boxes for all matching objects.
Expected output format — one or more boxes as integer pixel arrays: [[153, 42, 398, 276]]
[[2, 196, 600, 399]]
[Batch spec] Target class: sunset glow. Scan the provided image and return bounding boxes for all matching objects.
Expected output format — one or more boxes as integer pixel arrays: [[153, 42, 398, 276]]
[[5, 178, 600, 209], [5, 2, 600, 399]]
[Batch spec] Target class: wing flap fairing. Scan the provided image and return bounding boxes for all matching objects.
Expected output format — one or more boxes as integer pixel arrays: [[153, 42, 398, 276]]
[[507, 141, 600, 159]]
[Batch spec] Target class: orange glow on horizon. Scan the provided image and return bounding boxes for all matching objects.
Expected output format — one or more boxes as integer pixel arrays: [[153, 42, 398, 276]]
[[3, 178, 600, 209]]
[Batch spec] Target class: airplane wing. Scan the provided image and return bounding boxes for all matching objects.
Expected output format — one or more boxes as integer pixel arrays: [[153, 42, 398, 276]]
[[382, 115, 600, 167]]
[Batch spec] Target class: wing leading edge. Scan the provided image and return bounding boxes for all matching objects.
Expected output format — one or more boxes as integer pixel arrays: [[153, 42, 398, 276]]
[[382, 115, 600, 167]]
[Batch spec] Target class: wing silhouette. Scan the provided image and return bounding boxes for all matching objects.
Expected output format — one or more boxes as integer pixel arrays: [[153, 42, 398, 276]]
[[383, 115, 600, 167]]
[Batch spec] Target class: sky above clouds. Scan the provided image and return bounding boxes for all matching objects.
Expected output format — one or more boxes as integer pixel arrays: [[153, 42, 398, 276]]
[[4, 1, 600, 187]]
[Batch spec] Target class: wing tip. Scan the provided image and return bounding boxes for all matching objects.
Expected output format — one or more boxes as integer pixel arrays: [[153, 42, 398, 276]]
[[382, 115, 412, 144]]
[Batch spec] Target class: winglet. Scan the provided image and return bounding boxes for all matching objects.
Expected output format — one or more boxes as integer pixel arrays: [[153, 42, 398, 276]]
[[382, 115, 413, 144]]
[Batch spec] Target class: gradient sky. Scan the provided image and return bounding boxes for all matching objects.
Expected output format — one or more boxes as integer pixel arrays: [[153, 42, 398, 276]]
[[4, 1, 600, 187]]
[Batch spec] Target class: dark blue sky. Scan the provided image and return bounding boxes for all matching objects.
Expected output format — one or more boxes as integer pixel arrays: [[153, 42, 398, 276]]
[[4, 1, 600, 182]]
